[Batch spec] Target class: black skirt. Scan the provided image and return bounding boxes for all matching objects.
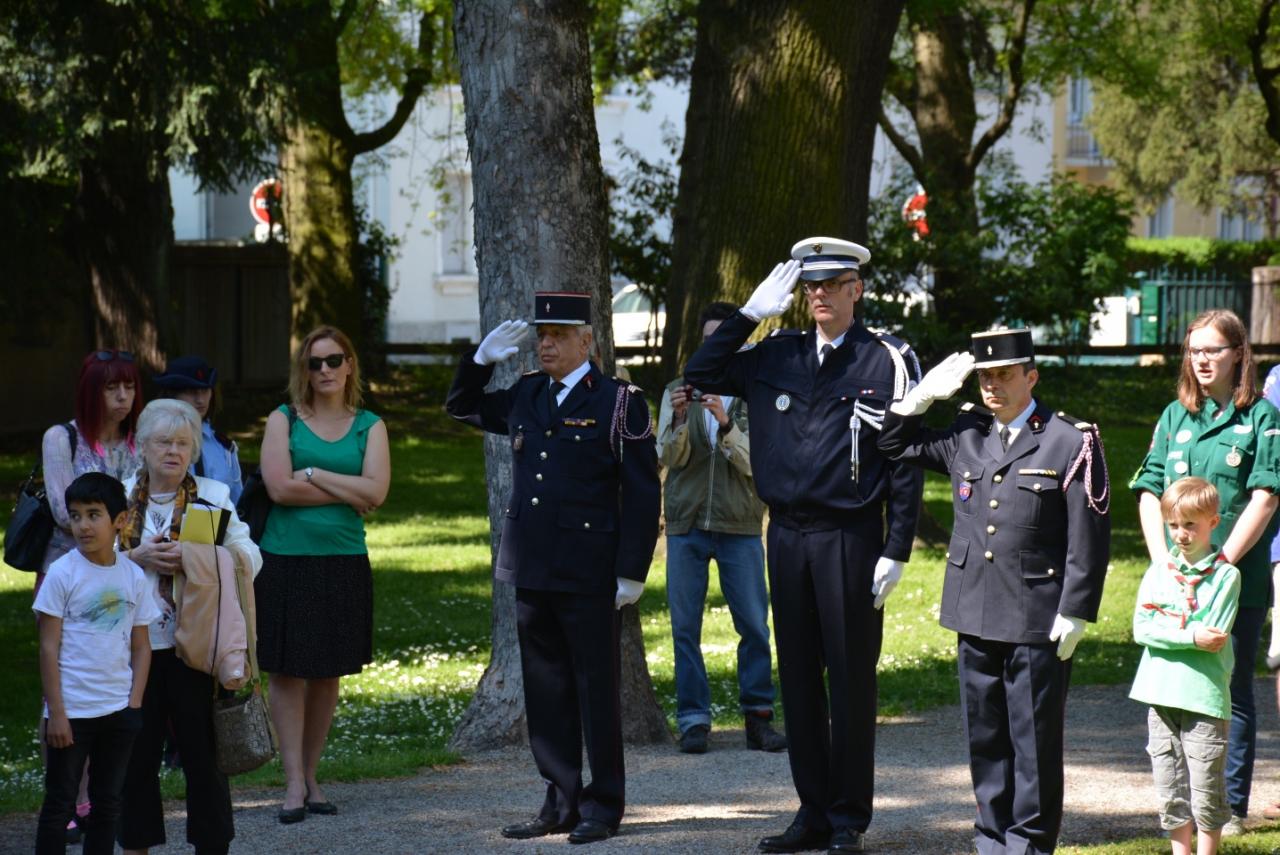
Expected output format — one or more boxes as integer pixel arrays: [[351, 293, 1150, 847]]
[[255, 551, 374, 678]]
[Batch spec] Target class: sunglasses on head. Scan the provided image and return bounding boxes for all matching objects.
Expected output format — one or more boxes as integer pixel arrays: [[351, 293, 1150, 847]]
[[308, 353, 348, 371], [95, 350, 134, 362]]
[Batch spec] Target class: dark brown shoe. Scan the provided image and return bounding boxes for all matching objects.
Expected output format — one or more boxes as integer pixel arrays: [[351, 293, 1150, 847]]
[[746, 711, 787, 752]]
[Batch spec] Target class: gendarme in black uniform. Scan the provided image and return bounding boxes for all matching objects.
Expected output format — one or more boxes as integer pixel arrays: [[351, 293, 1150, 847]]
[[878, 329, 1110, 855], [685, 239, 924, 853], [445, 294, 660, 843]]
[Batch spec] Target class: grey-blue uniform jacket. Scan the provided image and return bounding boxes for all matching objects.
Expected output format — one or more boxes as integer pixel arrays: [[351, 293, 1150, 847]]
[[684, 311, 923, 559], [446, 354, 661, 595], [878, 400, 1110, 643]]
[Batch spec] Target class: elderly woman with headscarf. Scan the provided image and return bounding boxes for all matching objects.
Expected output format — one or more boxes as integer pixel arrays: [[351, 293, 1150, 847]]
[[116, 399, 262, 855]]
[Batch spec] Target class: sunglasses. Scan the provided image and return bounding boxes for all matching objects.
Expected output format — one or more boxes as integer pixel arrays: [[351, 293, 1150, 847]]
[[308, 353, 348, 371], [94, 350, 134, 362]]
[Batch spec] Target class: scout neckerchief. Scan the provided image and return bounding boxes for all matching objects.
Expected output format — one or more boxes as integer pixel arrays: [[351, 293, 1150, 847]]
[[122, 470, 199, 610], [1142, 549, 1227, 629]]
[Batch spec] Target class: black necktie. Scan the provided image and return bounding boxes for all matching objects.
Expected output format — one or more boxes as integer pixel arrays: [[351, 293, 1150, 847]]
[[549, 381, 566, 412], [819, 343, 834, 369], [998, 424, 1010, 451]]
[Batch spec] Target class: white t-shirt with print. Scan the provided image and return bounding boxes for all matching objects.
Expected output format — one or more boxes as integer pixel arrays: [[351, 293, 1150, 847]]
[[33, 549, 159, 719]]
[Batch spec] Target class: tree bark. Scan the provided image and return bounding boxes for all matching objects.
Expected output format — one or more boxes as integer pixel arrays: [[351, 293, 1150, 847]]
[[72, 136, 176, 369], [274, 2, 435, 353], [877, 0, 1036, 356], [661, 0, 907, 367], [450, 0, 668, 751]]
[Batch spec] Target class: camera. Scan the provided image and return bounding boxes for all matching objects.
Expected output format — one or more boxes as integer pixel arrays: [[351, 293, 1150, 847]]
[[690, 389, 704, 402]]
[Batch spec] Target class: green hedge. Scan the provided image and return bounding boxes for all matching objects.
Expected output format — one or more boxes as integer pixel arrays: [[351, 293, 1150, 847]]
[[1125, 237, 1280, 278]]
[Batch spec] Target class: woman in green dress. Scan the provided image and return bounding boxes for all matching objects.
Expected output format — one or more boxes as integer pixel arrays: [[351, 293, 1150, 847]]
[[1131, 309, 1280, 834], [255, 326, 391, 823]]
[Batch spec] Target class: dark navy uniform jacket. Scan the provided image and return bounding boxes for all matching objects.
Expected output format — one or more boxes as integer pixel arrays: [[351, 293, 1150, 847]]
[[878, 400, 1111, 644], [446, 353, 660, 596], [684, 311, 923, 561]]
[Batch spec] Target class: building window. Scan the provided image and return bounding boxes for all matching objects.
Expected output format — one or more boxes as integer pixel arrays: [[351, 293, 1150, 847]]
[[1065, 77, 1101, 161], [1147, 198, 1173, 238], [440, 173, 475, 275], [1219, 209, 1263, 242]]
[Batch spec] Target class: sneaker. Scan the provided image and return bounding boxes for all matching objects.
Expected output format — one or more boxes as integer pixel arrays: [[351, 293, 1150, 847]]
[[1221, 814, 1246, 836], [745, 711, 788, 752], [679, 724, 710, 754]]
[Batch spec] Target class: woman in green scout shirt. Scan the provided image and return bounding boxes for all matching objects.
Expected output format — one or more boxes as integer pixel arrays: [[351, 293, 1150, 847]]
[[1131, 309, 1280, 834]]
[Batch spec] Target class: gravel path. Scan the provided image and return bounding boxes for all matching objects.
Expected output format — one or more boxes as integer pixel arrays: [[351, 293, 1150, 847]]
[[4, 680, 1280, 854]]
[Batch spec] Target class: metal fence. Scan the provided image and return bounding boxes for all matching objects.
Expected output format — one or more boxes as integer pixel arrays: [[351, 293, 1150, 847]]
[[1129, 268, 1252, 347]]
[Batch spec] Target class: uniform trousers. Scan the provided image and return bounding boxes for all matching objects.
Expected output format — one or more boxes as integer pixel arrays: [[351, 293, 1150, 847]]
[[957, 635, 1071, 855], [515, 587, 624, 829], [766, 513, 883, 833]]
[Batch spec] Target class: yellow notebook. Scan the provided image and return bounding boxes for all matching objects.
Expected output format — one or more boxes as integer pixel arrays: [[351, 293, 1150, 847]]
[[179, 505, 228, 545]]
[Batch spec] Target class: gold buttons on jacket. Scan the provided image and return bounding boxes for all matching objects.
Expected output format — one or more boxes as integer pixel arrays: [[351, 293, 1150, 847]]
[[1047, 568, 1055, 576], [536, 473, 543, 481], [545, 430, 552, 438], [987, 525, 996, 535], [963, 471, 971, 479], [989, 499, 999, 509], [993, 474, 1003, 483], [984, 550, 994, 561], [583, 522, 591, 529], [574, 435, 581, 442], [531, 498, 540, 506], [1033, 482, 1042, 492], [540, 452, 548, 460]]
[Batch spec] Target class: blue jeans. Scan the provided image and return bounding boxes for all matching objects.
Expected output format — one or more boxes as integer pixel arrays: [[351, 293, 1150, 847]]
[[666, 529, 774, 732], [1226, 605, 1266, 817]]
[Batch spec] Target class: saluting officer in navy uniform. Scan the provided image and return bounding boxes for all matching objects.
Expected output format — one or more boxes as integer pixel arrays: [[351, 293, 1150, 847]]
[[878, 329, 1111, 855], [445, 292, 660, 845], [685, 238, 924, 855]]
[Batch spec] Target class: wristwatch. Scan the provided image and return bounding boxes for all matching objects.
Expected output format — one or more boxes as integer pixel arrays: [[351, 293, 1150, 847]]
[[304, 466, 314, 482]]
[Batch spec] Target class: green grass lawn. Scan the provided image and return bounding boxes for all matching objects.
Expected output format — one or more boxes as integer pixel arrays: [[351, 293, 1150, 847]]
[[0, 361, 1270, 825]]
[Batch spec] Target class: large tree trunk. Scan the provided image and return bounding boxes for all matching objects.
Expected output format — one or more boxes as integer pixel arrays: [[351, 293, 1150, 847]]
[[72, 141, 176, 368], [908, 5, 981, 351], [449, 0, 668, 752], [280, 119, 360, 349], [661, 0, 907, 367]]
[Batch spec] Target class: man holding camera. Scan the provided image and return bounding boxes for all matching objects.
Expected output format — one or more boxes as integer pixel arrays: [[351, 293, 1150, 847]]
[[657, 301, 786, 756]]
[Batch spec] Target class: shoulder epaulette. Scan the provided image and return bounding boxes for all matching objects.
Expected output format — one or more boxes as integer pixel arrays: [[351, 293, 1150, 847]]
[[1055, 410, 1096, 431], [737, 342, 758, 352], [615, 379, 644, 395], [768, 328, 804, 337], [522, 369, 545, 377], [958, 401, 995, 419]]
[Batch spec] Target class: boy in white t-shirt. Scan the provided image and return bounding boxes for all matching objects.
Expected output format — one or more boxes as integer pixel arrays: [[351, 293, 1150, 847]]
[[33, 473, 158, 855]]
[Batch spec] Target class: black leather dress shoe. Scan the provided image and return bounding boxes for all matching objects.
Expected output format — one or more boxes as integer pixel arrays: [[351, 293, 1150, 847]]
[[500, 816, 575, 839], [568, 818, 616, 844], [759, 822, 830, 853], [827, 827, 863, 853]]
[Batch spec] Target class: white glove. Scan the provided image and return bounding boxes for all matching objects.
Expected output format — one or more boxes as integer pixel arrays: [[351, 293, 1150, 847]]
[[740, 260, 801, 322], [615, 577, 644, 610], [474, 320, 529, 366], [889, 351, 976, 416], [1049, 613, 1086, 660], [871, 557, 904, 609]]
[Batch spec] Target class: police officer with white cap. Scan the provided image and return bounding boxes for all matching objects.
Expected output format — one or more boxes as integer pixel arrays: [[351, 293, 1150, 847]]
[[446, 292, 660, 844], [878, 329, 1111, 855], [685, 238, 924, 854]]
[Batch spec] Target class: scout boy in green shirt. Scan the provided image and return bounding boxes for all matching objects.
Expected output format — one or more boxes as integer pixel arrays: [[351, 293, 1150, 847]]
[[1132, 476, 1240, 855]]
